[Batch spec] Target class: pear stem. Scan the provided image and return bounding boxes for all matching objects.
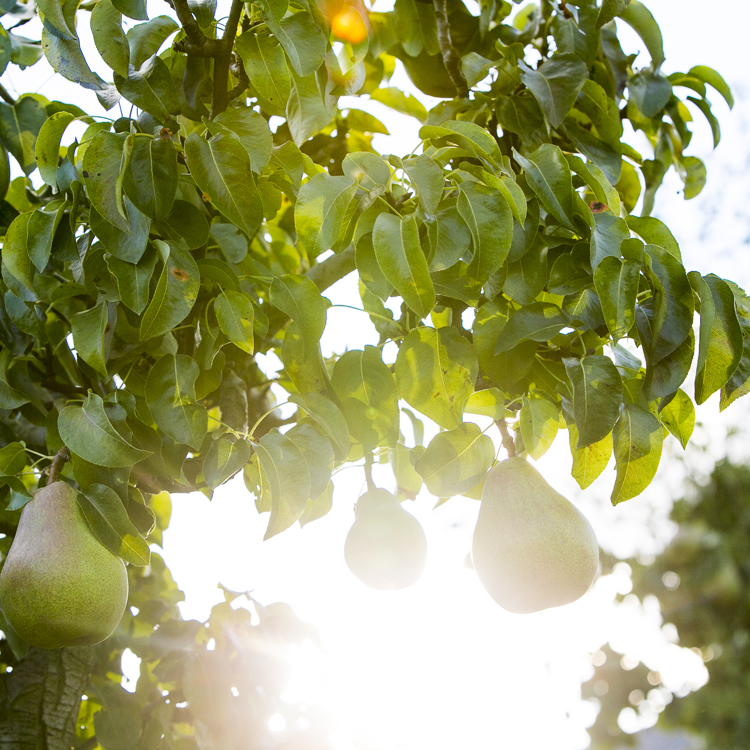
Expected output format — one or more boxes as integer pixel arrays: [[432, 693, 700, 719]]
[[47, 446, 71, 485], [364, 453, 376, 492], [496, 420, 517, 458]]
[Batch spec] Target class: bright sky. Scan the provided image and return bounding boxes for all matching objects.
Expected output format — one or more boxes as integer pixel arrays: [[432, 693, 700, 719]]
[[4, 1, 750, 747]]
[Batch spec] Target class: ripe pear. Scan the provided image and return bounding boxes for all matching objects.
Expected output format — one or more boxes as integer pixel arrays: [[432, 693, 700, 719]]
[[0, 481, 129, 649], [472, 458, 599, 614], [344, 489, 427, 590]]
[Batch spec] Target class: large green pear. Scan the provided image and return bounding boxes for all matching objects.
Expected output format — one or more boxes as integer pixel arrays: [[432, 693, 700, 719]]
[[472, 458, 599, 614], [0, 481, 129, 649], [344, 489, 427, 590]]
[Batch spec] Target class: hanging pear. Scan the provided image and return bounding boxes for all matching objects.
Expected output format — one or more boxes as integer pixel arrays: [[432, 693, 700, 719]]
[[0, 481, 129, 649], [345, 488, 427, 590], [472, 458, 599, 614]]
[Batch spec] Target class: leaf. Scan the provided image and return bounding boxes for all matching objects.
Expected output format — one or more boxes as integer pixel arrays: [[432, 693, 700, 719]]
[[289, 392, 350, 460], [415, 423, 494, 497], [215, 290, 255, 354], [3, 212, 35, 292], [203, 435, 252, 489], [185, 130, 263, 239], [122, 133, 177, 220], [37, 0, 77, 39], [611, 403, 663, 505], [112, 0, 148, 20], [269, 10, 326, 77], [270, 273, 329, 344], [140, 240, 200, 340], [402, 154, 443, 217], [568, 424, 612, 490], [659, 389, 694, 449], [420, 120, 503, 168], [427, 204, 471, 272], [0, 97, 49, 175], [370, 86, 427, 123], [127, 15, 179, 69], [519, 393, 559, 460], [331, 345, 400, 449], [594, 256, 640, 343], [720, 282, 750, 411], [390, 443, 422, 496], [457, 181, 512, 285], [494, 302, 568, 353], [58, 392, 151, 468], [76, 484, 150, 566], [680, 155, 706, 200], [626, 215, 680, 259], [590, 210, 629, 268], [299, 481, 333, 527], [114, 54, 180, 122], [213, 107, 273, 174], [372, 212, 435, 318], [286, 69, 335, 145], [619, 1, 665, 68], [83, 130, 129, 232], [596, 0, 632, 29], [106, 245, 158, 314], [518, 53, 588, 128], [688, 65, 733, 109], [71, 300, 109, 377], [395, 326, 479, 430], [145, 354, 208, 450], [513, 144, 576, 231], [295, 173, 357, 259], [464, 388, 506, 420], [690, 272, 743, 405], [564, 355, 623, 448], [236, 31, 290, 113], [91, 200, 151, 263], [629, 70, 671, 118], [35, 110, 76, 188], [90, 0, 130, 78], [343, 151, 391, 190]]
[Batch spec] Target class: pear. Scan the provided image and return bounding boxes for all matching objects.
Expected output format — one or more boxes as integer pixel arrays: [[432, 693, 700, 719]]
[[472, 458, 598, 614], [0, 481, 128, 649], [344, 489, 427, 590]]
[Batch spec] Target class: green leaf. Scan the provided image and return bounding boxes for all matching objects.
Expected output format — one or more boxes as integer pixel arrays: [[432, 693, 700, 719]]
[[38, 0, 77, 39], [268, 10, 326, 77], [690, 272, 743, 405], [299, 481, 333, 527], [295, 173, 357, 259], [679, 155, 706, 200], [464, 388, 506, 420], [213, 107, 273, 174], [331, 345, 400, 449], [513, 144, 576, 231], [611, 403, 663, 504], [402, 154, 443, 217], [0, 97, 49, 175], [629, 70, 671, 118], [720, 282, 750, 411], [619, 0, 665, 68], [35, 111, 76, 188], [626, 215, 680, 260], [286, 69, 335, 145], [420, 120, 503, 168], [270, 273, 329, 344], [568, 424, 612, 490], [427, 204, 471, 272], [76, 484, 150, 566], [91, 200, 150, 263], [203, 435, 252, 489], [457, 181, 513, 285], [58, 392, 151, 468], [502, 238, 548, 305], [373, 212, 435, 318], [122, 133, 177, 220], [395, 326, 479, 430], [71, 300, 109, 377], [519, 53, 588, 128], [127, 16, 179, 69], [289, 392, 350, 461], [114, 54, 180, 122], [590, 210, 629, 268], [370, 87, 427, 123], [596, 0, 632, 29], [343, 151, 391, 190], [106, 245, 158, 314], [564, 355, 623, 448], [215, 290, 255, 354], [236, 31, 291, 114], [659, 388, 694, 449], [688, 65, 733, 109], [3, 212, 35, 292], [520, 393, 559, 460], [140, 240, 200, 340], [185, 130, 263, 239], [83, 130, 129, 233], [594, 256, 641, 343], [415, 423, 494, 497], [145, 354, 208, 450], [390, 443, 422, 496], [112, 0, 148, 20], [90, 0, 130, 78], [494, 302, 568, 353]]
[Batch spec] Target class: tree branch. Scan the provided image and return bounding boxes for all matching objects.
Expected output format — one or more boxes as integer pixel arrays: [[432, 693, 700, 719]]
[[169, 0, 221, 53], [496, 419, 517, 458], [432, 0, 469, 98], [0, 82, 15, 105], [47, 446, 71, 484], [210, 0, 244, 118], [306, 246, 356, 292]]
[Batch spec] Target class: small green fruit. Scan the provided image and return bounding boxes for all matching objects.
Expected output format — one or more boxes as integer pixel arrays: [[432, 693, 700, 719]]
[[0, 481, 129, 649], [472, 458, 599, 613], [344, 489, 427, 590]]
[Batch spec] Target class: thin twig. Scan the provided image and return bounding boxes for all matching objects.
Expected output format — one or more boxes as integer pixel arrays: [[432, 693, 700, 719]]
[[0, 82, 15, 105], [364, 453, 376, 492], [47, 446, 71, 484], [496, 420, 517, 458], [432, 0, 469, 98]]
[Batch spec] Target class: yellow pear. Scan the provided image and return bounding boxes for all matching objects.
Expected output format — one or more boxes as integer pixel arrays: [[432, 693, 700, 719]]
[[0, 481, 129, 649], [344, 489, 427, 590], [472, 458, 599, 613]]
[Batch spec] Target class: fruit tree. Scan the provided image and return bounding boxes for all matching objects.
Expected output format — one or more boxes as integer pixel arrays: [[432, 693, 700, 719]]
[[0, 0, 744, 745]]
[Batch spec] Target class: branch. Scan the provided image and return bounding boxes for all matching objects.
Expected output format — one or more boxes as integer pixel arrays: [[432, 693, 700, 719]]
[[47, 446, 71, 484], [0, 82, 15, 105], [210, 0, 244, 117], [227, 55, 250, 103], [496, 419, 517, 458], [432, 0, 469, 98], [169, 0, 221, 53], [306, 246, 356, 292]]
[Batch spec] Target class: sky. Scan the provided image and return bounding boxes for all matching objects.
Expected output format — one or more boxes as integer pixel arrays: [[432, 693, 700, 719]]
[[4, 1, 750, 748]]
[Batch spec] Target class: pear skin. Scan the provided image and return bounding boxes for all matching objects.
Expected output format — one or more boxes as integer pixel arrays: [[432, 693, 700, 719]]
[[0, 481, 128, 649], [345, 489, 427, 590], [472, 458, 599, 613]]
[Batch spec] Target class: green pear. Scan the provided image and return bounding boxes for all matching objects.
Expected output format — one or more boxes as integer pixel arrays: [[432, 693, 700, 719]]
[[472, 458, 599, 614], [344, 489, 427, 590], [0, 481, 129, 649]]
